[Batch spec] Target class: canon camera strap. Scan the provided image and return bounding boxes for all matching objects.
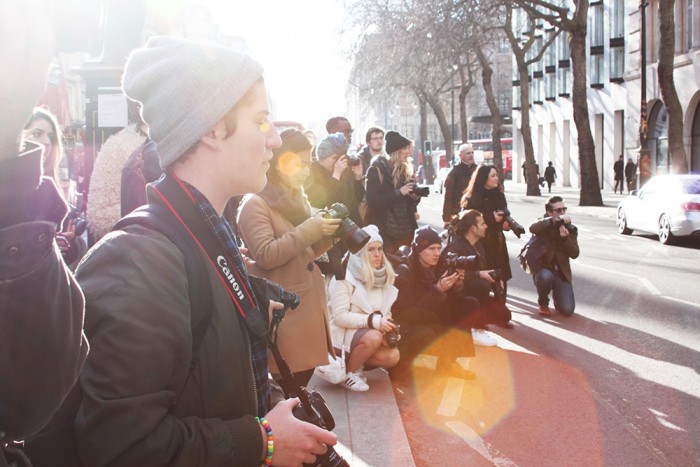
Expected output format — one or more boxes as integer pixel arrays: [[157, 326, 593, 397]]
[[146, 172, 268, 337]]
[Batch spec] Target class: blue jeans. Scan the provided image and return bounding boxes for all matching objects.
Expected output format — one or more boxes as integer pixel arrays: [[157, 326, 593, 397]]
[[533, 268, 575, 316]]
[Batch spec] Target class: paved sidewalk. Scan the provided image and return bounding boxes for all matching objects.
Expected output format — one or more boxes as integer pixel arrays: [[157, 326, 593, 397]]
[[307, 370, 415, 466], [503, 180, 628, 220]]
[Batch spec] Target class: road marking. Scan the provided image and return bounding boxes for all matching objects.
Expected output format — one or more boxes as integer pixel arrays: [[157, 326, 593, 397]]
[[445, 421, 518, 466], [638, 277, 661, 295], [437, 378, 465, 417]]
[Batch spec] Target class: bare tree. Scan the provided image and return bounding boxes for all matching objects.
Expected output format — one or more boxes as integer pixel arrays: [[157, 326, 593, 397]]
[[475, 46, 506, 181], [658, 0, 689, 173], [514, 0, 602, 205]]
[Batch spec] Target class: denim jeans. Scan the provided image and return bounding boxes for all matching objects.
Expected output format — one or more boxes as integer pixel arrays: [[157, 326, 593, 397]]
[[533, 268, 575, 316]]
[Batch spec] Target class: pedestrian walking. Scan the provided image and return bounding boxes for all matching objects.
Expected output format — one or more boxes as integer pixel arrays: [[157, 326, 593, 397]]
[[625, 157, 636, 193], [613, 155, 624, 193], [543, 161, 557, 193]]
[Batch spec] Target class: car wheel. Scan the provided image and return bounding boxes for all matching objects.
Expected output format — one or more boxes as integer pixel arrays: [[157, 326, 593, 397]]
[[617, 208, 632, 235], [658, 214, 675, 244]]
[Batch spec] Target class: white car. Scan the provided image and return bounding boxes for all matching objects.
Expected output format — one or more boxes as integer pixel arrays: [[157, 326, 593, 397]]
[[616, 174, 700, 244]]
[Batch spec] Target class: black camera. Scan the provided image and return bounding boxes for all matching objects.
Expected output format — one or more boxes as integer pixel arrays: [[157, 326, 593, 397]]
[[553, 216, 578, 234], [443, 252, 479, 274], [346, 155, 361, 167], [265, 282, 350, 467], [384, 320, 401, 348], [412, 185, 430, 197], [499, 208, 526, 238], [322, 203, 370, 254], [488, 269, 506, 303]]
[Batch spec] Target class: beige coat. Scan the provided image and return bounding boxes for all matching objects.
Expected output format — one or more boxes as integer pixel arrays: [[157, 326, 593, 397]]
[[237, 194, 335, 373]]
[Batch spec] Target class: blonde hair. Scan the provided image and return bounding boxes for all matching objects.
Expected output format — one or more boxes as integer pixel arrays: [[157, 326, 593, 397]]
[[353, 242, 396, 288], [388, 149, 414, 188], [23, 107, 63, 183]]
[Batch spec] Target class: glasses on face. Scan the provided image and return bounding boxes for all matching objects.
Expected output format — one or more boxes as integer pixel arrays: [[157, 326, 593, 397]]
[[553, 207, 567, 213], [369, 136, 384, 141]]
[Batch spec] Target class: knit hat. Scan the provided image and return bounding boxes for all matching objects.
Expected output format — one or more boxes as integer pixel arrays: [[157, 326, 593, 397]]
[[360, 224, 383, 248], [122, 36, 263, 169], [316, 132, 349, 160], [385, 130, 412, 155], [411, 225, 442, 254]]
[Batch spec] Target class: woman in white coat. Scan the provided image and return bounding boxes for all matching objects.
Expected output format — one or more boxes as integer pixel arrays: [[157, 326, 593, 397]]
[[329, 225, 400, 391]]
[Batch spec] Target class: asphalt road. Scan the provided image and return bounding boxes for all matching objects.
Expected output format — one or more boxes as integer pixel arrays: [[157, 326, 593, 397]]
[[392, 183, 700, 466]]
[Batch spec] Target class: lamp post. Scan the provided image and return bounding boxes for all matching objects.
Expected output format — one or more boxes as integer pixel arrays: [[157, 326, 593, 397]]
[[638, 0, 650, 189]]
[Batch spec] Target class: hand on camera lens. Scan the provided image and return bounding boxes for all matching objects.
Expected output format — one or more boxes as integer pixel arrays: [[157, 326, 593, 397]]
[[399, 182, 414, 196], [493, 210, 504, 222], [480, 270, 496, 283], [379, 317, 396, 333], [265, 398, 337, 467]]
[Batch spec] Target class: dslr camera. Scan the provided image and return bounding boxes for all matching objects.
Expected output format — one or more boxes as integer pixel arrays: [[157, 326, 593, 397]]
[[443, 252, 478, 274], [322, 203, 370, 254], [499, 208, 526, 238], [552, 216, 578, 234], [383, 319, 401, 348], [411, 185, 430, 197], [345, 155, 362, 167], [488, 269, 506, 303]]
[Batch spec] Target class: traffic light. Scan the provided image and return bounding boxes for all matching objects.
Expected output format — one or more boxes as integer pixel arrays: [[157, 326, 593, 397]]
[[423, 140, 432, 156]]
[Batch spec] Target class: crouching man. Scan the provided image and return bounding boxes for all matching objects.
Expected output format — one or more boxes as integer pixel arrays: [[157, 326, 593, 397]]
[[528, 196, 580, 317]]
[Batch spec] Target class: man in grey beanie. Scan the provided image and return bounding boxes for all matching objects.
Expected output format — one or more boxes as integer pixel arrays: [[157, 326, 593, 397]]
[[73, 36, 336, 466]]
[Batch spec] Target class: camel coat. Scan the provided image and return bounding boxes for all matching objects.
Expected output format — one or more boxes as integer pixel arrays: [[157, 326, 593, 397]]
[[237, 194, 335, 374]]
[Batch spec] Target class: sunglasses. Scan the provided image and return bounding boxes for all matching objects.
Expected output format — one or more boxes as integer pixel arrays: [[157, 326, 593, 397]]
[[553, 207, 568, 213]]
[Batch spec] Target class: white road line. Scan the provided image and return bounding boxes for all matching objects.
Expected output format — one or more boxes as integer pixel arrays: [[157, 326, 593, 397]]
[[437, 378, 465, 417], [445, 421, 518, 466], [638, 277, 661, 295]]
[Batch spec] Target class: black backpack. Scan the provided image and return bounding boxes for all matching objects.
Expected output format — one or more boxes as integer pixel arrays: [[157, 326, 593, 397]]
[[24, 204, 214, 467]]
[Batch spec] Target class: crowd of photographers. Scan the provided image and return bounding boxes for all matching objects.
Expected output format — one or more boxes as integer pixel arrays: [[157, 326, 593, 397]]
[[1, 5, 580, 464]]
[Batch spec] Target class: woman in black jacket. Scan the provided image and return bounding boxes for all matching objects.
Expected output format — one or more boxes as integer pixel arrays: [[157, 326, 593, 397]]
[[462, 164, 514, 285], [365, 130, 420, 255]]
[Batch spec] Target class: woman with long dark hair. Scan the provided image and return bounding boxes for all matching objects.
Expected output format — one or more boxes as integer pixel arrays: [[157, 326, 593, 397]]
[[462, 164, 514, 290]]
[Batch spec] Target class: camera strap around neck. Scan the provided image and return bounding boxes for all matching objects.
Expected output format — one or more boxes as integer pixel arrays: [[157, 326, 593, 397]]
[[148, 173, 267, 337]]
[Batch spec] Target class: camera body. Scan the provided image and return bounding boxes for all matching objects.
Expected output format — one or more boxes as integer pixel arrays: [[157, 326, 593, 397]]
[[443, 252, 479, 274], [383, 320, 401, 348], [552, 216, 578, 234], [488, 268, 506, 302], [322, 203, 370, 254], [499, 208, 526, 238], [346, 155, 361, 167], [412, 185, 430, 197]]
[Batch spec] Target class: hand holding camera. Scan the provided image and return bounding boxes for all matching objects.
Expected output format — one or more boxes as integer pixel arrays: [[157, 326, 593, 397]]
[[399, 181, 414, 196], [314, 213, 341, 237], [383, 319, 401, 348]]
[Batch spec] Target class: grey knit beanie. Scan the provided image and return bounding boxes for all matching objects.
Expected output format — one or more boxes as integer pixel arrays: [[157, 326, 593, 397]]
[[316, 132, 350, 160], [122, 36, 263, 169]]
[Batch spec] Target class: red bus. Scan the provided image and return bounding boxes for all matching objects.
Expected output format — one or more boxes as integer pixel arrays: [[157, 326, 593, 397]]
[[468, 138, 513, 180]]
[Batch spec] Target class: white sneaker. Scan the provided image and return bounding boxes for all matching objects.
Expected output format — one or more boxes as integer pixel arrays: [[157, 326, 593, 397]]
[[472, 329, 497, 347], [340, 371, 370, 392], [357, 366, 368, 383]]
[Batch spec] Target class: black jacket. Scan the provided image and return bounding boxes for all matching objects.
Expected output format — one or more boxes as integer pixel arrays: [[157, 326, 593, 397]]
[[304, 161, 364, 226], [465, 188, 512, 281], [392, 253, 447, 325], [442, 162, 476, 222], [0, 144, 88, 444]]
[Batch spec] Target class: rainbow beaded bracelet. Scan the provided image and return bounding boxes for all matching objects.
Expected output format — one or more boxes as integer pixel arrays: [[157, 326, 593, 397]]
[[256, 416, 274, 466]]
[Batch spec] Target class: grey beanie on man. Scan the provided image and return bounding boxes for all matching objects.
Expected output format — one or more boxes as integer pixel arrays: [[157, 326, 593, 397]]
[[122, 36, 263, 169]]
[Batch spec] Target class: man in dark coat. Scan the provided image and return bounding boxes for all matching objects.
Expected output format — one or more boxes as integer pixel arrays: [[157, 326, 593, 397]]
[[613, 155, 625, 193], [392, 226, 476, 379], [442, 143, 476, 224], [625, 157, 637, 193]]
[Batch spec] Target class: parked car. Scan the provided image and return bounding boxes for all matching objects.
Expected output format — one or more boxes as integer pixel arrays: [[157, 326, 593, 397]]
[[616, 174, 700, 244]]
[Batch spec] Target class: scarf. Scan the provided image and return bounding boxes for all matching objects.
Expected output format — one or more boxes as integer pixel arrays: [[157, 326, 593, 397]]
[[257, 181, 310, 227], [347, 253, 388, 289], [184, 181, 270, 416]]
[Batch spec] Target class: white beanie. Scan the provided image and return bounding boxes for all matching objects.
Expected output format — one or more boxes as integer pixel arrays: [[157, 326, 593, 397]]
[[122, 36, 263, 169]]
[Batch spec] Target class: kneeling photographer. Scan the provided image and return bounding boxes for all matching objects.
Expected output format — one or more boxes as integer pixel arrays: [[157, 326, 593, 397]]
[[526, 196, 580, 317], [392, 226, 476, 379], [440, 210, 512, 348]]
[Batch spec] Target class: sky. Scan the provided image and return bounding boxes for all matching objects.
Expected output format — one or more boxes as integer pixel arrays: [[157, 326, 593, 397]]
[[201, 0, 352, 131]]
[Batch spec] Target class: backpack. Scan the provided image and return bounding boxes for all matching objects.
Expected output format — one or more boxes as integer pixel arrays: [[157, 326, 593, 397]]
[[24, 204, 214, 467], [517, 234, 550, 274]]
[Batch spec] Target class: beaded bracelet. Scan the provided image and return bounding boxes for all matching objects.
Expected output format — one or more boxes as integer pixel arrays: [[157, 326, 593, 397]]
[[256, 416, 274, 466]]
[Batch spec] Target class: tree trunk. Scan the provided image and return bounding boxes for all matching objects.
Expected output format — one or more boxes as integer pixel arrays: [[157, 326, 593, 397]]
[[658, 0, 689, 173], [419, 96, 428, 148], [476, 47, 504, 182], [517, 60, 541, 196], [424, 91, 453, 165], [459, 83, 469, 144], [569, 5, 603, 206]]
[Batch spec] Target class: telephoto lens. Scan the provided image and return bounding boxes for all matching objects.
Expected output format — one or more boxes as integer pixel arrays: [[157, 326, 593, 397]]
[[412, 185, 430, 197], [323, 202, 370, 254]]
